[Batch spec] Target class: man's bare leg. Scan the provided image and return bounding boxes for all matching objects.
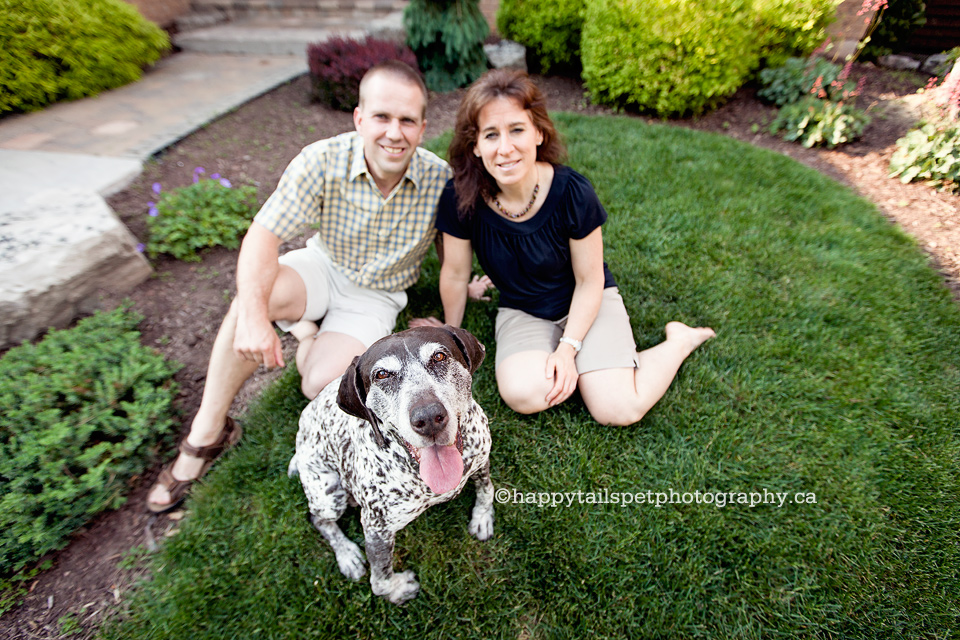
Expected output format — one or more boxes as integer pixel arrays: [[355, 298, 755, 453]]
[[147, 266, 307, 509], [298, 331, 365, 399]]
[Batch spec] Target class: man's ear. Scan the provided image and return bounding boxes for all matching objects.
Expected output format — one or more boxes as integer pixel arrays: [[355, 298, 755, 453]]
[[353, 105, 362, 132]]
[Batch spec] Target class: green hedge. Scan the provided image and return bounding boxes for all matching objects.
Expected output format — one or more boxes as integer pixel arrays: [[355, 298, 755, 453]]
[[0, 307, 180, 574], [754, 0, 839, 68], [496, 0, 585, 74], [0, 0, 169, 114], [581, 0, 837, 117], [582, 0, 758, 116]]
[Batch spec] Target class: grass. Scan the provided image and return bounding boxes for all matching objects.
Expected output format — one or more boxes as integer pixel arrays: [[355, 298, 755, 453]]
[[102, 114, 960, 639]]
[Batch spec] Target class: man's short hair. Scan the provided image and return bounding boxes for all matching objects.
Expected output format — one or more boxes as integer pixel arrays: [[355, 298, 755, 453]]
[[358, 60, 428, 118]]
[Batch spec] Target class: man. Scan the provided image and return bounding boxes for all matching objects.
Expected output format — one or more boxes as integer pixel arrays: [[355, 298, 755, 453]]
[[147, 61, 450, 513]]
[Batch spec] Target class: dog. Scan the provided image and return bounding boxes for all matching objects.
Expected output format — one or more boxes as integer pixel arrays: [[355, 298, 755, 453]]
[[288, 325, 494, 605]]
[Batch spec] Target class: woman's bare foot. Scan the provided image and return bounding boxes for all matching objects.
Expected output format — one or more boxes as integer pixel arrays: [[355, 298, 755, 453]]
[[665, 321, 716, 356]]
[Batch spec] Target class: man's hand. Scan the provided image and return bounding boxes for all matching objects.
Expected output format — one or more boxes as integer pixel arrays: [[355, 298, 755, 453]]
[[234, 312, 285, 368], [408, 316, 445, 328], [467, 274, 495, 301]]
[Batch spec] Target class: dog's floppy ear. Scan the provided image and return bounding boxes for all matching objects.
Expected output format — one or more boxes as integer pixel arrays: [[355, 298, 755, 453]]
[[445, 326, 485, 375], [336, 355, 386, 448]]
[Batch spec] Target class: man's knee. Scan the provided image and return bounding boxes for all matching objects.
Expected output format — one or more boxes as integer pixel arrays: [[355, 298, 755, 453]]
[[301, 368, 338, 400], [267, 265, 308, 322]]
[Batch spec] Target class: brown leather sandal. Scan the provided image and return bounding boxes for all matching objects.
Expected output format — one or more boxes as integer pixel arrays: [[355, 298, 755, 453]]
[[146, 416, 243, 513]]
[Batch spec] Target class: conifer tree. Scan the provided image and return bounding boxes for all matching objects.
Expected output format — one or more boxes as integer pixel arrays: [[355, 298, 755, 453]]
[[404, 0, 489, 92]]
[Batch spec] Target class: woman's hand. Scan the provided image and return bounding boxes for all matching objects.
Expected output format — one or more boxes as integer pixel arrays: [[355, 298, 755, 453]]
[[408, 316, 445, 328], [467, 274, 495, 301], [544, 343, 579, 407]]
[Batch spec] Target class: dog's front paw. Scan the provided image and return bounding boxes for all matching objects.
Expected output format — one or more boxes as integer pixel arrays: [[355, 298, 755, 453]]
[[469, 504, 494, 541], [373, 570, 420, 605], [333, 541, 367, 581]]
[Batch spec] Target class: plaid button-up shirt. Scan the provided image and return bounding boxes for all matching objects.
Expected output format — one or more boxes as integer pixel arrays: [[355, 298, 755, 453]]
[[254, 132, 451, 292]]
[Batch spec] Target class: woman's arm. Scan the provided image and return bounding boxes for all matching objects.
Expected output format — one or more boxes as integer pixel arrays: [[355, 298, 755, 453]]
[[545, 226, 606, 406], [438, 233, 475, 328]]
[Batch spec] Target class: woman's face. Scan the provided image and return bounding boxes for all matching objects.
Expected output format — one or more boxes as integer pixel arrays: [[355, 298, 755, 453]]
[[473, 97, 544, 189]]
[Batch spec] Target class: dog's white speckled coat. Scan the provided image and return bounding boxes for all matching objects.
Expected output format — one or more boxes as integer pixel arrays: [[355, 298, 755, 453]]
[[288, 326, 494, 605]]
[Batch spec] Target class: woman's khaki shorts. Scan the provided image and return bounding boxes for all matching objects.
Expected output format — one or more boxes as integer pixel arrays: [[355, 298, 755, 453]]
[[494, 287, 639, 374], [276, 242, 406, 348]]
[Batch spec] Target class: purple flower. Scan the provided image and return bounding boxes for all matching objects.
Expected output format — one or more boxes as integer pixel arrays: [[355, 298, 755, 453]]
[[211, 173, 221, 180], [194, 166, 205, 175], [220, 178, 232, 188], [148, 201, 158, 217], [136, 243, 146, 253], [152, 183, 162, 195]]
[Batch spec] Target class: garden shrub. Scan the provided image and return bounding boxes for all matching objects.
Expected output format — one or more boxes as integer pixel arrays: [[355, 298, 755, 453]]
[[0, 0, 169, 114], [770, 95, 870, 148], [306, 36, 418, 111], [404, 0, 489, 92], [860, 0, 926, 60], [145, 168, 259, 262], [889, 122, 960, 190], [496, 0, 585, 75], [0, 307, 180, 574], [753, 0, 840, 68], [758, 56, 847, 107], [581, 0, 760, 117]]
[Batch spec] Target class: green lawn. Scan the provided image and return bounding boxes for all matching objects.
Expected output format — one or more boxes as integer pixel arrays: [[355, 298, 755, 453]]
[[103, 114, 960, 639]]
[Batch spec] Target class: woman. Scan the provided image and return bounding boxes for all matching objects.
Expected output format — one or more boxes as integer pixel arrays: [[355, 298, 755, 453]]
[[415, 69, 715, 425]]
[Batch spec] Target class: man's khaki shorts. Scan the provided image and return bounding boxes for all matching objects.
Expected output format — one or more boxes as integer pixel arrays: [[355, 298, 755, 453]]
[[494, 287, 639, 374], [277, 243, 406, 348]]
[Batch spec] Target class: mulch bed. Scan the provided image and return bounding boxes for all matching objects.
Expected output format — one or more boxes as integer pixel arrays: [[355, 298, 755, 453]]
[[2, 60, 957, 640]]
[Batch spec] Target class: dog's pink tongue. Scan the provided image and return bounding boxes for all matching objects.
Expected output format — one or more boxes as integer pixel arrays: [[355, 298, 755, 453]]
[[419, 444, 464, 494]]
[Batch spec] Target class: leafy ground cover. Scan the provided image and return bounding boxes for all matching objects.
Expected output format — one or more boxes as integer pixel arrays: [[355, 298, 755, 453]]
[[4, 63, 958, 638], [97, 114, 960, 639]]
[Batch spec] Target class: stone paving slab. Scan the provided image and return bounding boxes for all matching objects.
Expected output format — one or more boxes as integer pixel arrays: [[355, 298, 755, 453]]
[[0, 52, 307, 162], [173, 11, 404, 55], [0, 150, 142, 214]]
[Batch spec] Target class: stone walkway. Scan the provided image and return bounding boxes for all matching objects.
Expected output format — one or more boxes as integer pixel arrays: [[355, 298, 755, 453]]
[[0, 12, 402, 346]]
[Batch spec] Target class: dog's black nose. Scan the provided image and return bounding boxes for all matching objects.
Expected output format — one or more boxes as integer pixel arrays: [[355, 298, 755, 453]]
[[410, 399, 448, 438]]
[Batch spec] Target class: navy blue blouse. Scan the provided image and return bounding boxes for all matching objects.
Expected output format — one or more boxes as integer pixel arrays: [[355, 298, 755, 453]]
[[436, 165, 616, 321]]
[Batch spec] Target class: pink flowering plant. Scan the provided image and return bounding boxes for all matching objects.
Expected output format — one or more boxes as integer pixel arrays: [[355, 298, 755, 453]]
[[761, 0, 887, 149], [144, 167, 259, 262]]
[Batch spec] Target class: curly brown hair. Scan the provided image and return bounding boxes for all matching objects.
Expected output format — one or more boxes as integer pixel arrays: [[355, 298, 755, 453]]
[[449, 69, 566, 218]]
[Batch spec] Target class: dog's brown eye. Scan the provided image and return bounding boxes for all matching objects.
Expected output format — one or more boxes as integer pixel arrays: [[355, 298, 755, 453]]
[[433, 352, 446, 362], [374, 369, 391, 380]]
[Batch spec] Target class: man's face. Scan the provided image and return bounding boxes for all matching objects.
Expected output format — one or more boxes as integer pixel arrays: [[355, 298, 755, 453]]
[[354, 74, 427, 193]]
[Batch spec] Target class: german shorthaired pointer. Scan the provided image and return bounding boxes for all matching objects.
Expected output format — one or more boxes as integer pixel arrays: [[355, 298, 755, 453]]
[[288, 326, 494, 604]]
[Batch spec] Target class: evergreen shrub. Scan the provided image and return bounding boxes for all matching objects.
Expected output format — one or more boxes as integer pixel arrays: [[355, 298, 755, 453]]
[[0, 0, 169, 114], [581, 0, 759, 117], [404, 0, 489, 92], [306, 36, 418, 111], [496, 0, 585, 74], [753, 0, 840, 68], [0, 307, 180, 574]]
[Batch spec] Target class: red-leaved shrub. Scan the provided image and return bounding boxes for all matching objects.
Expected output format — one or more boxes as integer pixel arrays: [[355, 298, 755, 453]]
[[307, 36, 419, 111]]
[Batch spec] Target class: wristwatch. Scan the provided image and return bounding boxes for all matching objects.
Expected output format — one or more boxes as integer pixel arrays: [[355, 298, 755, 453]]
[[558, 336, 583, 352]]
